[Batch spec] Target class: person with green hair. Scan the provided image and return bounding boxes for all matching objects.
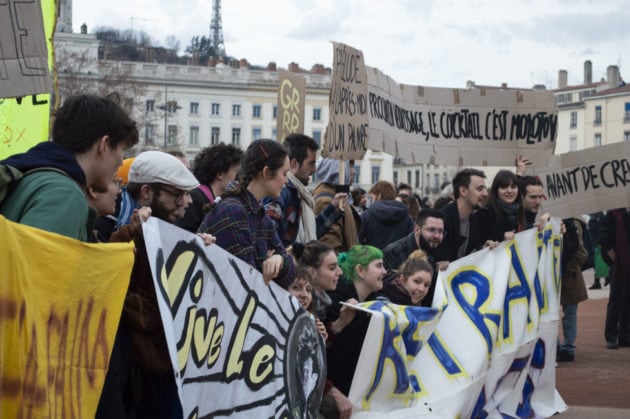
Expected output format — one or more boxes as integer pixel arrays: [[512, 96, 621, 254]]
[[320, 245, 386, 418]]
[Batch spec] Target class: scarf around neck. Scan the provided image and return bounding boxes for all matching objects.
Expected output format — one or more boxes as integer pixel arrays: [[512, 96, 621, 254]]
[[287, 171, 316, 243]]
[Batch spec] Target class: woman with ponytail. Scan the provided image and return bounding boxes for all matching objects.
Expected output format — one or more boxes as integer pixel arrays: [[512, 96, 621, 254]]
[[198, 139, 295, 287], [380, 250, 434, 306]]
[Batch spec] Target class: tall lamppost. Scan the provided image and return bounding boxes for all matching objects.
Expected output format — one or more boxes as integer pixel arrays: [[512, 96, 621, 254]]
[[157, 84, 181, 148]]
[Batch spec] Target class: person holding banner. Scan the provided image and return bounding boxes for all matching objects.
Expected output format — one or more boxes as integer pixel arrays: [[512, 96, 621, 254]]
[[0, 94, 138, 241], [313, 158, 358, 253], [99, 151, 202, 418], [379, 250, 433, 306], [294, 241, 353, 417], [482, 169, 527, 242], [441, 168, 495, 261], [323, 245, 386, 417], [198, 139, 296, 287]]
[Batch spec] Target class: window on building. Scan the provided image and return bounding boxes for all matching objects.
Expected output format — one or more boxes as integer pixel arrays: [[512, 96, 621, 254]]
[[232, 104, 241, 117], [433, 174, 440, 191], [252, 104, 261, 118], [272, 128, 277, 141], [144, 124, 155, 145], [624, 131, 630, 142], [570, 111, 577, 128], [569, 135, 577, 151], [407, 170, 412, 185], [625, 102, 630, 122], [211, 103, 220, 116], [232, 127, 241, 145], [211, 127, 220, 144], [415, 170, 420, 188], [354, 165, 360, 185], [594, 133, 602, 146], [594, 106, 602, 125], [252, 127, 261, 140], [189, 126, 199, 145], [167, 125, 178, 145], [425, 173, 431, 194], [312, 130, 321, 147], [273, 105, 277, 119], [146, 99, 155, 112], [393, 171, 399, 186], [190, 102, 199, 115], [313, 107, 321, 121], [371, 166, 380, 184]]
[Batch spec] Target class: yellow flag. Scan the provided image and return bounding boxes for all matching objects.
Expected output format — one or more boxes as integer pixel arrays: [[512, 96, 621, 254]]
[[0, 0, 55, 159], [0, 216, 134, 418]]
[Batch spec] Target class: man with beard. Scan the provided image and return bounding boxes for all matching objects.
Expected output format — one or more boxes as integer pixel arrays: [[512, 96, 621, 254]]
[[265, 133, 345, 248], [519, 175, 545, 228], [382, 208, 450, 306], [97, 151, 210, 418], [441, 168, 496, 262]]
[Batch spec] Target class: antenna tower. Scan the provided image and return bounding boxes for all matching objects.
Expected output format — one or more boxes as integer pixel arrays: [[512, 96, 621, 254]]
[[210, 0, 226, 58]]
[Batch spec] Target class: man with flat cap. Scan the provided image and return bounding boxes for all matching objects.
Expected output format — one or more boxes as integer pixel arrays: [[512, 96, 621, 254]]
[[97, 151, 212, 418]]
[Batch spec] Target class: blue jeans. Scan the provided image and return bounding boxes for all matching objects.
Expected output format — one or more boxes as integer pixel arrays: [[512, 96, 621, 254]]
[[560, 304, 577, 354]]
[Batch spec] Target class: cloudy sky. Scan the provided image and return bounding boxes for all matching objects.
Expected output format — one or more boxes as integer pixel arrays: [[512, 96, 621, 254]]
[[73, 0, 629, 89]]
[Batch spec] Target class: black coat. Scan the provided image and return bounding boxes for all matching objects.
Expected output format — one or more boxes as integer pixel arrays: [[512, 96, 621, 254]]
[[359, 200, 414, 250], [441, 201, 487, 262]]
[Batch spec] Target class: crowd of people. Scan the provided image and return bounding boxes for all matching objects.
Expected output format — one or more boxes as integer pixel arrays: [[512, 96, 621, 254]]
[[1, 94, 629, 418]]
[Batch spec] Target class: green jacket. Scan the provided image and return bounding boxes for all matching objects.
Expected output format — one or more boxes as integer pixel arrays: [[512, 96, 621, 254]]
[[0, 171, 89, 241]]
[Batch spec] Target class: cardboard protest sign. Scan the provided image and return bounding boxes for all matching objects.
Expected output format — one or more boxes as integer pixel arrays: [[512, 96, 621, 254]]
[[348, 221, 567, 418], [0, 216, 134, 418], [0, 0, 54, 159], [0, 0, 52, 98], [365, 66, 557, 166], [322, 42, 369, 160], [322, 42, 557, 166], [276, 69, 306, 141], [142, 218, 326, 418], [537, 142, 630, 218]]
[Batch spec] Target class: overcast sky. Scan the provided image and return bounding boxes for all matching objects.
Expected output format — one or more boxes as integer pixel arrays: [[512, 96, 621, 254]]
[[73, 0, 629, 89]]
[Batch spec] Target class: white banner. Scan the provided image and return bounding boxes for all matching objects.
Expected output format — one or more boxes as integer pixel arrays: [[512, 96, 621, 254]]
[[349, 221, 567, 418], [142, 218, 326, 418]]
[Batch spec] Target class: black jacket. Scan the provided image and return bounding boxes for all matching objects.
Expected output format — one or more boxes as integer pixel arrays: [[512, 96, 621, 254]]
[[359, 200, 414, 250], [441, 201, 487, 262]]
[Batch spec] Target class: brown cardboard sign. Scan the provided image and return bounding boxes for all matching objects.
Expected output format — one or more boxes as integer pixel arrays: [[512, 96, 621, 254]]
[[322, 42, 369, 160], [365, 66, 557, 166], [276, 69, 306, 141], [0, 0, 52, 98], [537, 142, 630, 218]]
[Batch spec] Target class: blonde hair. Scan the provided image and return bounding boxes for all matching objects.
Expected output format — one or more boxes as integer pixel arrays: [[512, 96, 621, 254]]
[[398, 250, 433, 279]]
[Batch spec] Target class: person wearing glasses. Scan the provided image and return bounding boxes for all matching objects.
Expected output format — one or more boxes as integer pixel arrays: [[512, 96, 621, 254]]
[[99, 151, 208, 418], [382, 208, 450, 306]]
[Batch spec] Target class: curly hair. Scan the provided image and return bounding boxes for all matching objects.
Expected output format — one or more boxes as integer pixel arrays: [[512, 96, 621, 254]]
[[192, 143, 243, 186], [338, 245, 383, 283]]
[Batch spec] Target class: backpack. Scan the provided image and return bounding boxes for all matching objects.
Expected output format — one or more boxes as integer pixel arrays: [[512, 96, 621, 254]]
[[0, 164, 66, 207]]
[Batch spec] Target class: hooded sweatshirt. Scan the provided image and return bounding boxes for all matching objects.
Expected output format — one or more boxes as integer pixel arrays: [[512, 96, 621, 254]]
[[359, 200, 414, 250], [0, 142, 89, 240]]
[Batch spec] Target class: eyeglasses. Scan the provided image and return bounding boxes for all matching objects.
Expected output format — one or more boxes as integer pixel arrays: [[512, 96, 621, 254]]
[[158, 186, 188, 202], [423, 227, 446, 236]]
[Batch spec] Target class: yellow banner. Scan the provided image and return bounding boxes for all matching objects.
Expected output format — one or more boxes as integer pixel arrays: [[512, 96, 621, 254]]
[[0, 216, 134, 418], [0, 0, 55, 159]]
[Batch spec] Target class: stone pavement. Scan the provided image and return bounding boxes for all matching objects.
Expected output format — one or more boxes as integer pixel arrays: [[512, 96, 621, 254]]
[[554, 270, 630, 418]]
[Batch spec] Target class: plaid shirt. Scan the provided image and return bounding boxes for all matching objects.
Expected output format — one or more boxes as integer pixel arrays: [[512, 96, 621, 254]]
[[199, 189, 295, 288], [264, 179, 341, 247]]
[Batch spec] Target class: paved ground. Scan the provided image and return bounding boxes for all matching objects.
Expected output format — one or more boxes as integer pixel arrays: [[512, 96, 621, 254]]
[[554, 270, 630, 417]]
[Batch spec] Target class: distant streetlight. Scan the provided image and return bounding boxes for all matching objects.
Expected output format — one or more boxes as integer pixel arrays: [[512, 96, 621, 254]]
[[157, 85, 181, 148]]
